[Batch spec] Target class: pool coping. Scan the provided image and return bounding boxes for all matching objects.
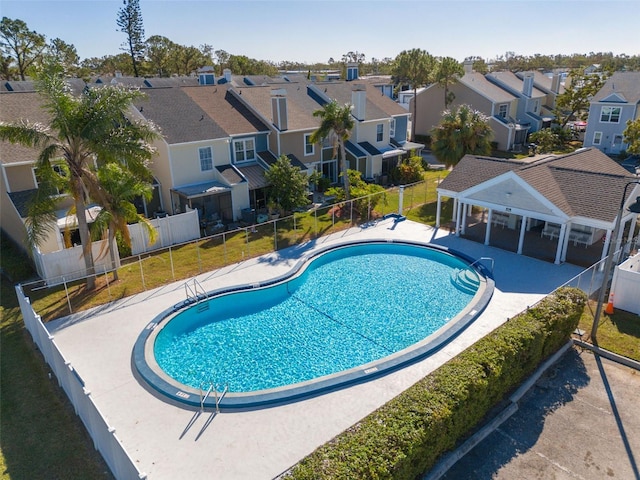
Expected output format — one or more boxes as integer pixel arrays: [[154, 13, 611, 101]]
[[132, 238, 495, 410]]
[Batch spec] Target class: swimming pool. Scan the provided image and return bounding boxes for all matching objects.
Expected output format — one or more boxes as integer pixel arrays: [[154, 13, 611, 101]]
[[134, 239, 494, 409]]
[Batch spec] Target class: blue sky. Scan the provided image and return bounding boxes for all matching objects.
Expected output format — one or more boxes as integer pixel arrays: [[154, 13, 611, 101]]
[[2, 0, 639, 64]]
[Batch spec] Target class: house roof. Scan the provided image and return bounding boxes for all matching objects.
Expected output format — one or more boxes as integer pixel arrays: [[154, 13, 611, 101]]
[[234, 84, 322, 131], [139, 87, 227, 143], [591, 71, 640, 104], [438, 148, 636, 223], [237, 164, 268, 190], [317, 82, 407, 119], [486, 71, 546, 99], [0, 91, 51, 165], [7, 189, 37, 217], [216, 164, 245, 185], [257, 150, 307, 170], [459, 72, 517, 104], [182, 85, 269, 135], [515, 71, 565, 95]]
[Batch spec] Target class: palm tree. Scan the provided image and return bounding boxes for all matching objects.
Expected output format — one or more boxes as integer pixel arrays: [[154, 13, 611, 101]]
[[0, 64, 158, 289], [310, 100, 355, 200], [392, 49, 435, 140], [93, 163, 158, 281], [431, 105, 493, 167], [435, 57, 464, 108]]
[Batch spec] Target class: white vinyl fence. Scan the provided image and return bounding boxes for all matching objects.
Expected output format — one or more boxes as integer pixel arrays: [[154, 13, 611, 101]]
[[15, 285, 146, 480], [611, 253, 640, 315], [33, 239, 119, 286], [128, 209, 200, 255]]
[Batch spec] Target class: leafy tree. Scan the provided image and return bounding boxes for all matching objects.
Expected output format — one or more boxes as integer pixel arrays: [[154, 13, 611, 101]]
[[116, 0, 145, 77], [93, 163, 157, 280], [435, 56, 464, 107], [325, 170, 385, 217], [0, 64, 158, 289], [264, 155, 310, 213], [554, 70, 607, 128], [0, 17, 46, 80], [393, 155, 426, 184], [431, 104, 493, 166], [145, 35, 175, 76], [392, 49, 436, 140], [46, 38, 79, 76], [310, 100, 355, 200], [465, 56, 488, 74], [623, 118, 640, 155], [215, 49, 230, 69], [529, 129, 560, 154]]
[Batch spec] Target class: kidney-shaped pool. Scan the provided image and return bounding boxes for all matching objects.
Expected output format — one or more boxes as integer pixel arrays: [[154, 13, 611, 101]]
[[133, 239, 494, 409]]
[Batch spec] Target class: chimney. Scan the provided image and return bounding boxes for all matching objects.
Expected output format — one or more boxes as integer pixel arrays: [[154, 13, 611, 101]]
[[271, 88, 288, 131], [223, 68, 232, 83], [522, 72, 534, 97], [550, 72, 560, 94], [463, 60, 473, 74], [346, 62, 359, 81], [351, 84, 366, 121]]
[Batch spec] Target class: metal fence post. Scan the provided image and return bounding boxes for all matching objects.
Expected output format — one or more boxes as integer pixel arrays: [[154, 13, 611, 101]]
[[103, 266, 111, 300], [223, 232, 227, 264], [169, 245, 175, 280], [196, 240, 202, 273], [273, 218, 278, 251], [138, 254, 146, 290], [63, 276, 72, 314]]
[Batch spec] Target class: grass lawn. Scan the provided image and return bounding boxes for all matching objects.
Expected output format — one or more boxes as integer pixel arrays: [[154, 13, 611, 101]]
[[1, 234, 113, 480], [579, 301, 640, 362]]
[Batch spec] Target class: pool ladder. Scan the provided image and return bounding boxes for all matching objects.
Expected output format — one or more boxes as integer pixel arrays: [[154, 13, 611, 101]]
[[200, 381, 229, 413], [185, 278, 209, 312]]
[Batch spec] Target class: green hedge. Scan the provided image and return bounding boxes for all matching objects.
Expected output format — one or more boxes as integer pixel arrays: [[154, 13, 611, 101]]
[[285, 287, 586, 480]]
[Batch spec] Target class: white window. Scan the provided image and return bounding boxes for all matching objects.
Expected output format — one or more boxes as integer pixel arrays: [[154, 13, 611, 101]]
[[199, 147, 213, 171], [593, 131, 602, 145], [498, 104, 508, 119], [600, 106, 621, 123], [304, 134, 314, 156], [233, 138, 255, 163], [376, 123, 384, 142], [612, 134, 624, 146], [390, 119, 396, 138]]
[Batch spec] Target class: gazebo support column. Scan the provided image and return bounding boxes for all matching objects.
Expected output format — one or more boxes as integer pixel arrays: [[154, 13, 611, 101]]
[[560, 223, 571, 263], [555, 223, 568, 264], [485, 210, 493, 245], [435, 193, 442, 228], [461, 203, 468, 235], [455, 200, 463, 237], [517, 215, 528, 254]]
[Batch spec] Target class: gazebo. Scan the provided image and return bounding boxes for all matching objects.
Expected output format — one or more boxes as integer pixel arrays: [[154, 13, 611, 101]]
[[435, 148, 639, 265]]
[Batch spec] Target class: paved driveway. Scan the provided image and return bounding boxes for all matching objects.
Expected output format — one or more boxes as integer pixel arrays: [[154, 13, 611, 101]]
[[441, 348, 640, 480]]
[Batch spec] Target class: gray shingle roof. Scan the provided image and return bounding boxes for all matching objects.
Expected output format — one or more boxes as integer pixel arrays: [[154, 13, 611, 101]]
[[317, 82, 406, 119], [486, 71, 546, 99], [438, 148, 636, 223], [234, 84, 322, 131], [591, 71, 640, 103], [0, 91, 51, 165], [182, 85, 269, 135], [139, 88, 227, 143], [459, 72, 517, 103]]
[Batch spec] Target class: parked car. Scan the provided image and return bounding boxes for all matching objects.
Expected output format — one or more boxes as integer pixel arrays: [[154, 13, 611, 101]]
[[620, 155, 640, 174]]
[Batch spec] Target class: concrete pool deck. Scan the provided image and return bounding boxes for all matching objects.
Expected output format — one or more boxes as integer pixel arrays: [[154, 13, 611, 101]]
[[45, 219, 585, 480]]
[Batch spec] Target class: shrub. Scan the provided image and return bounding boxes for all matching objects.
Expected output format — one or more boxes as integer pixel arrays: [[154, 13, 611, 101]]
[[284, 287, 586, 480]]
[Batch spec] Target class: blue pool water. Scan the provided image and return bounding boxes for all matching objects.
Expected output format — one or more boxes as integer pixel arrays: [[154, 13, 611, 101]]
[[152, 242, 480, 394]]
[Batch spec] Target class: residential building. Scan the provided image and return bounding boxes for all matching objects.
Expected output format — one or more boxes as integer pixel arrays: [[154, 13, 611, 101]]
[[308, 82, 416, 183], [486, 71, 548, 133], [412, 70, 524, 151], [134, 83, 271, 221], [582, 71, 640, 155]]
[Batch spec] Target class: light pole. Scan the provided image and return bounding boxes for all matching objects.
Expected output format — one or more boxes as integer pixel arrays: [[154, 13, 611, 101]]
[[591, 181, 640, 342]]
